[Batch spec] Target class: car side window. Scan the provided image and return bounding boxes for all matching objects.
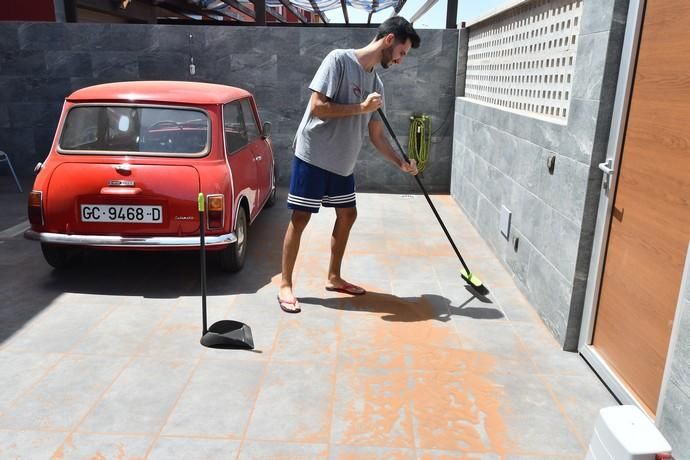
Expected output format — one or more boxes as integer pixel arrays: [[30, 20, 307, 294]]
[[223, 101, 247, 154], [241, 98, 260, 142]]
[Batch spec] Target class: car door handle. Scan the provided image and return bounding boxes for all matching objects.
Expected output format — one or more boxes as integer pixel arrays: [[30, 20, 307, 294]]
[[255, 155, 262, 161]]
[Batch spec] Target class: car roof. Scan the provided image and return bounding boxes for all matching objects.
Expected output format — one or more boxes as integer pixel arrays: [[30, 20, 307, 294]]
[[67, 81, 252, 105]]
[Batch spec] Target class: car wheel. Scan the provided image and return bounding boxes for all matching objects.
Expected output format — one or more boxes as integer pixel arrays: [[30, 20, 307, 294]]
[[219, 206, 247, 272], [41, 244, 78, 269], [265, 162, 277, 208]]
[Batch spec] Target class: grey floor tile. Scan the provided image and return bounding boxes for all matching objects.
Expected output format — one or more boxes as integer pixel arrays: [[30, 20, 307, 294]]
[[331, 367, 415, 448], [340, 253, 392, 283], [72, 304, 170, 356], [148, 437, 240, 459], [271, 314, 338, 363], [0, 355, 127, 431], [57, 433, 152, 459], [505, 456, 581, 460], [337, 314, 408, 370], [51, 292, 144, 308], [137, 304, 211, 359], [388, 255, 439, 284], [4, 303, 113, 353], [417, 450, 501, 460], [291, 290, 350, 321], [490, 373, 584, 455], [0, 430, 67, 459], [346, 231, 388, 255], [78, 357, 196, 434], [337, 305, 461, 371], [329, 445, 416, 459], [390, 281, 445, 299], [162, 359, 265, 438], [409, 369, 506, 452], [512, 323, 592, 376], [0, 351, 62, 411], [239, 440, 328, 459], [489, 287, 540, 323], [246, 362, 334, 443], [543, 374, 618, 444], [451, 321, 524, 357], [295, 253, 331, 280]]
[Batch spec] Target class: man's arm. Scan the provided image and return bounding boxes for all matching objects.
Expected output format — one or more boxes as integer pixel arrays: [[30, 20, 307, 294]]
[[368, 119, 418, 175], [310, 91, 382, 119]]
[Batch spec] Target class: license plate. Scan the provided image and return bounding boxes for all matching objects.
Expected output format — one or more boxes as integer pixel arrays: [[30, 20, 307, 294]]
[[81, 205, 163, 223]]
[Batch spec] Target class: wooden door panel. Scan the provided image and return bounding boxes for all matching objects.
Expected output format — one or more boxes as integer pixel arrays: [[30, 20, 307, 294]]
[[592, 0, 690, 414]]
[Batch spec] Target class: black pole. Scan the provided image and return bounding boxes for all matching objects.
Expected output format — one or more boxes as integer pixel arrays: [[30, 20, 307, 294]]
[[255, 0, 266, 25], [377, 108, 472, 275], [445, 0, 458, 29], [199, 194, 208, 335]]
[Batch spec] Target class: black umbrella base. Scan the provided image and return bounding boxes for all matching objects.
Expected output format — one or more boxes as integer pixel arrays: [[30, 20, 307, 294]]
[[200, 320, 254, 349]]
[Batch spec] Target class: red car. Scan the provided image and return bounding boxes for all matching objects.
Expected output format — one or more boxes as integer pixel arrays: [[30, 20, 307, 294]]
[[25, 81, 276, 271]]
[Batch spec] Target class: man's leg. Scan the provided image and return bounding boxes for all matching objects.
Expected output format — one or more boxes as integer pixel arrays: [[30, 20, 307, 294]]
[[279, 210, 311, 311], [326, 206, 363, 292]]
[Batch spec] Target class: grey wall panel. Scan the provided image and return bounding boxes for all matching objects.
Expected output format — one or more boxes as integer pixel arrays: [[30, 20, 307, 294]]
[[451, 0, 629, 348], [0, 23, 458, 194], [659, 245, 690, 458]]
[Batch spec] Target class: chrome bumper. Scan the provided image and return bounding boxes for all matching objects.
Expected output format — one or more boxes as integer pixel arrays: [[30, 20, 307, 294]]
[[24, 229, 237, 248]]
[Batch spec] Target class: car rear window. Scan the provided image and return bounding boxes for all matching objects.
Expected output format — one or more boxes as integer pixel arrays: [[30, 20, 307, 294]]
[[59, 105, 210, 156]]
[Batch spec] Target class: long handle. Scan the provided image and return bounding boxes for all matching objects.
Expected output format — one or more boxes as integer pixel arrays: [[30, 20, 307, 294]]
[[377, 108, 472, 275], [198, 193, 208, 335]]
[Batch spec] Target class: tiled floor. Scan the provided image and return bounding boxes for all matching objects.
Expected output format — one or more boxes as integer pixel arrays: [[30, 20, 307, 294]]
[[0, 188, 617, 458]]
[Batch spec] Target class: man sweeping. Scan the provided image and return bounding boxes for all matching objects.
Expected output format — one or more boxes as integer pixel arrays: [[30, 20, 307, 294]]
[[278, 16, 421, 313]]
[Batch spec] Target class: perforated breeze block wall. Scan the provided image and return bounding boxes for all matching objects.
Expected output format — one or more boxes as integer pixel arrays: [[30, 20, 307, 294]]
[[466, 0, 583, 121], [451, 0, 629, 349]]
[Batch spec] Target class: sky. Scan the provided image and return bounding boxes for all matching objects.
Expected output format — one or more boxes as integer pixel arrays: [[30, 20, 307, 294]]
[[324, 0, 509, 28]]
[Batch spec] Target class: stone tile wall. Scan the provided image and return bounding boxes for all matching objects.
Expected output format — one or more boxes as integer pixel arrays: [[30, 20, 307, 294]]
[[658, 243, 690, 459], [451, 0, 629, 349], [0, 23, 457, 193]]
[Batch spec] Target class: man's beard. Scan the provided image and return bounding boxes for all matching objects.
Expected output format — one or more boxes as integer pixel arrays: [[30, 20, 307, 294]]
[[381, 46, 394, 69]]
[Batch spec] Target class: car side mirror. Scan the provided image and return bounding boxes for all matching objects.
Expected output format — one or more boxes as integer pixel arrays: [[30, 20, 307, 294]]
[[262, 121, 272, 139]]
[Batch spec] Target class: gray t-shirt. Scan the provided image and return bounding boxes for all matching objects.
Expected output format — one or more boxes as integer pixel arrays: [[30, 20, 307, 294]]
[[293, 49, 384, 177]]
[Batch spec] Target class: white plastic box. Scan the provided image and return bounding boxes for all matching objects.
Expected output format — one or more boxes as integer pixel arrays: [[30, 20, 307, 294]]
[[587, 405, 672, 459]]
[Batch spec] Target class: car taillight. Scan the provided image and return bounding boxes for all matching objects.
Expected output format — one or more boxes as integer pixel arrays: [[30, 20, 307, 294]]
[[28, 191, 43, 225], [207, 194, 224, 229], [656, 454, 674, 459]]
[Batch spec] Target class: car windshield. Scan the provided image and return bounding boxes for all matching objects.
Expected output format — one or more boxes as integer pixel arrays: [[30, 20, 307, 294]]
[[59, 105, 210, 156]]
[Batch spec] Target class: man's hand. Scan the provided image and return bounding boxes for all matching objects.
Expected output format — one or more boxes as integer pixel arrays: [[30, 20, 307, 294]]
[[400, 158, 418, 175], [360, 92, 383, 113]]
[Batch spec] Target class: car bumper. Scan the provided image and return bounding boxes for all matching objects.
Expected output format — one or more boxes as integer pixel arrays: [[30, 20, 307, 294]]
[[24, 229, 237, 248]]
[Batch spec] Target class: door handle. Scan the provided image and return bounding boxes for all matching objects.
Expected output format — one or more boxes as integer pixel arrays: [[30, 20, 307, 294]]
[[255, 155, 262, 161], [598, 159, 614, 190]]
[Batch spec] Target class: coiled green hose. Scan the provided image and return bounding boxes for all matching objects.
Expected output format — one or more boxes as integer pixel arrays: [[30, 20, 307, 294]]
[[408, 114, 431, 173]]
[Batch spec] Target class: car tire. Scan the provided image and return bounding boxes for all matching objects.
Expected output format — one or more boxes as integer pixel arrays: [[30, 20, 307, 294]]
[[265, 162, 277, 208], [219, 206, 247, 272], [41, 244, 78, 269]]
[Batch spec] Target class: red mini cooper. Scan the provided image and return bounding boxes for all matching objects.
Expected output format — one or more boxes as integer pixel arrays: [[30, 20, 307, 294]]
[[25, 81, 276, 271]]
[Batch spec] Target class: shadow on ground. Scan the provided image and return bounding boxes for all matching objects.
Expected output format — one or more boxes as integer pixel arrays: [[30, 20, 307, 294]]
[[0, 202, 290, 345], [300, 287, 502, 323]]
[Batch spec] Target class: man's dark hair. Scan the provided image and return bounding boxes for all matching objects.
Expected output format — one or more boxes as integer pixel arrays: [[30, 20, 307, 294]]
[[376, 16, 421, 49]]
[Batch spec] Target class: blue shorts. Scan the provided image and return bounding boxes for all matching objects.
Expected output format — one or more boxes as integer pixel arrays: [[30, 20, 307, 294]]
[[287, 157, 356, 213]]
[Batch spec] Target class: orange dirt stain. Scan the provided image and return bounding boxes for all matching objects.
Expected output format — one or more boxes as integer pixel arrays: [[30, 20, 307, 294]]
[[335, 294, 512, 453]]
